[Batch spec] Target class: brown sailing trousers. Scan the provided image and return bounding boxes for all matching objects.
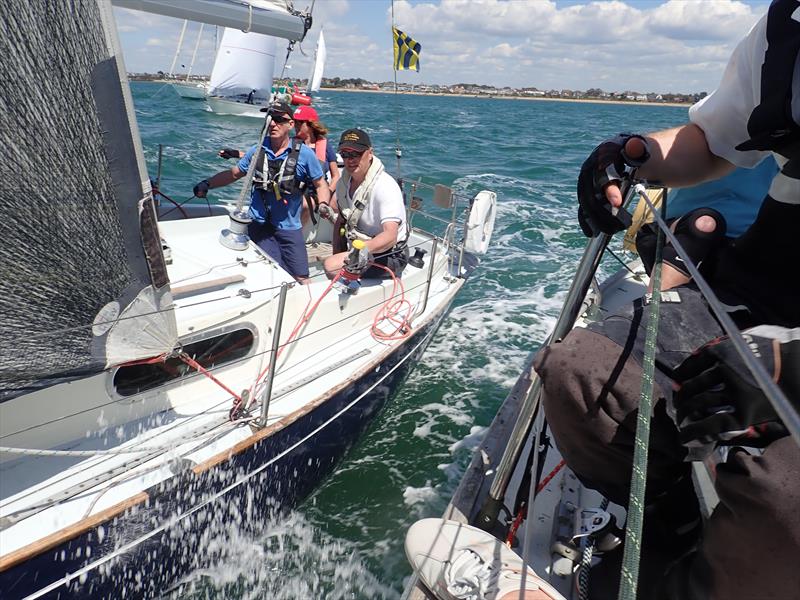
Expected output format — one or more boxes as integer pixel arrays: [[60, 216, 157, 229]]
[[536, 325, 800, 600]]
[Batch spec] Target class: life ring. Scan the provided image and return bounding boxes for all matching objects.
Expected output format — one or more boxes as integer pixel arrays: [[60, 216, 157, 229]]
[[463, 190, 496, 255]]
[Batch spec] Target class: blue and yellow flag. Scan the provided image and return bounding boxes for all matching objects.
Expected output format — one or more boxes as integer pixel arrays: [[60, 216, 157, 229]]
[[393, 26, 421, 72]]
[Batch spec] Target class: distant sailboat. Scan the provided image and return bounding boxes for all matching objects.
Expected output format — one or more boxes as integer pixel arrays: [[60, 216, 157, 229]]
[[167, 20, 208, 100], [305, 29, 326, 94], [206, 27, 277, 117]]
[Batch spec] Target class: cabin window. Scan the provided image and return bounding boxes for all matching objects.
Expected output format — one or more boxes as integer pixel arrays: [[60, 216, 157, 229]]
[[113, 328, 254, 397]]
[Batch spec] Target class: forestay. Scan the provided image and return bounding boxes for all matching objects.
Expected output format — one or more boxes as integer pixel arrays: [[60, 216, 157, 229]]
[[0, 0, 177, 401]]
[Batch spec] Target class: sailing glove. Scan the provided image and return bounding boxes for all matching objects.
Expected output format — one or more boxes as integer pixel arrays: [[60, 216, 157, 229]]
[[193, 179, 210, 198], [218, 148, 240, 160], [576, 133, 649, 237], [672, 327, 800, 448]]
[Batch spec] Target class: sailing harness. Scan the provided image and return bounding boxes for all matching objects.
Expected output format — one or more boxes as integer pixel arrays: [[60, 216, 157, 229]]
[[253, 137, 305, 205], [335, 154, 407, 248]]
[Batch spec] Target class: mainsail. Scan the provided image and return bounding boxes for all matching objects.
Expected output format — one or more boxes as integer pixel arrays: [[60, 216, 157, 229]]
[[208, 28, 278, 98], [307, 30, 326, 93], [0, 0, 178, 400]]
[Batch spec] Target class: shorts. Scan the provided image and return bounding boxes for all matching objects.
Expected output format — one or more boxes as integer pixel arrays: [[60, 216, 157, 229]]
[[248, 222, 309, 278]]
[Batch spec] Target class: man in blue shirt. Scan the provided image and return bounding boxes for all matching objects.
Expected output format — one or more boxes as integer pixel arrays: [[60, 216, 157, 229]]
[[194, 102, 329, 282]]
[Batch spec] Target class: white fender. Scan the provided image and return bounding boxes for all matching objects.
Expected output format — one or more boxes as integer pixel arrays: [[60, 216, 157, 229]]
[[463, 190, 496, 255]]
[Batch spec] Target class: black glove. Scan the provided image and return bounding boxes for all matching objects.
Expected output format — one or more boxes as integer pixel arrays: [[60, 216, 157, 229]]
[[193, 179, 210, 198], [672, 327, 800, 448], [576, 133, 649, 237], [218, 148, 240, 160]]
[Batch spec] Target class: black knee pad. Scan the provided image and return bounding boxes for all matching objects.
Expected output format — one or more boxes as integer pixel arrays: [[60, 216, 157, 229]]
[[636, 208, 727, 276], [663, 208, 727, 275]]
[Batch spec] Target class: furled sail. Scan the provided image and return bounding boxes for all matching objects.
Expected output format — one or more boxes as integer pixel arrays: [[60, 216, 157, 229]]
[[307, 30, 326, 93], [208, 28, 277, 98], [0, 0, 178, 401]]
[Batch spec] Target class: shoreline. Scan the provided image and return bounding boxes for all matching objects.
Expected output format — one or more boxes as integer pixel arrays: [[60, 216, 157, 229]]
[[320, 86, 691, 108]]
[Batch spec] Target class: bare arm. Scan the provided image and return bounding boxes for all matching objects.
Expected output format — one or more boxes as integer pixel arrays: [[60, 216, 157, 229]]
[[208, 166, 246, 189], [606, 124, 736, 207], [312, 177, 330, 206], [327, 162, 341, 210], [366, 221, 399, 254]]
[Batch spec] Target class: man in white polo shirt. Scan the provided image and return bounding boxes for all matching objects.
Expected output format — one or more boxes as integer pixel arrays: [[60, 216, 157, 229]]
[[323, 128, 409, 279]]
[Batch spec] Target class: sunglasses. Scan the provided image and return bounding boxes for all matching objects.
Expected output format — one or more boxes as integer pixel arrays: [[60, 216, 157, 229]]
[[270, 114, 292, 124], [340, 150, 365, 159]]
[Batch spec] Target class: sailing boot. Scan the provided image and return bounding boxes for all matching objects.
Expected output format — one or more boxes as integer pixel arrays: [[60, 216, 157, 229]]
[[588, 475, 701, 600]]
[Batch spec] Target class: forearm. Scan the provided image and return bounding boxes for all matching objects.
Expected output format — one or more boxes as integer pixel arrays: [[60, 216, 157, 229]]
[[207, 168, 243, 189], [366, 229, 397, 254], [638, 124, 736, 187], [313, 178, 330, 205]]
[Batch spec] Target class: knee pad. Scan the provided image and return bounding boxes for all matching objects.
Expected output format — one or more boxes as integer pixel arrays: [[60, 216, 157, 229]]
[[662, 208, 726, 275]]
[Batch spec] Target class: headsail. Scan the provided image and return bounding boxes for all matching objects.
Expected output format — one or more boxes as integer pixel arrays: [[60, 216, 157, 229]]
[[307, 30, 326, 94], [0, 0, 178, 401], [208, 28, 278, 98]]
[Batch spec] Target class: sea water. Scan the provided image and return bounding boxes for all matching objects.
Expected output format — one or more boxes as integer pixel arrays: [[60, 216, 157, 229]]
[[132, 82, 686, 599]]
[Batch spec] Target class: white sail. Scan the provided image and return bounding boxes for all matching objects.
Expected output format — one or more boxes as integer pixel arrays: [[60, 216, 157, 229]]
[[208, 28, 277, 97], [307, 30, 326, 93]]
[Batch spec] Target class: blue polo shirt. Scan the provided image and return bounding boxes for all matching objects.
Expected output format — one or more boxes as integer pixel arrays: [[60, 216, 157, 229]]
[[238, 141, 323, 230]]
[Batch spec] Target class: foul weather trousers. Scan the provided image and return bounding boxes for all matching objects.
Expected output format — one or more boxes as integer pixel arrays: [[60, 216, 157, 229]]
[[535, 291, 800, 600]]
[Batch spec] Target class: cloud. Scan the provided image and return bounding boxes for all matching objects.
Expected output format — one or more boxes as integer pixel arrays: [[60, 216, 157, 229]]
[[114, 0, 769, 94]]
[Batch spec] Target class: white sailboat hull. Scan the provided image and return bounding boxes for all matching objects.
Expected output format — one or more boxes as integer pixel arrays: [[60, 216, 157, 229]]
[[172, 82, 207, 99], [0, 205, 488, 598], [206, 95, 267, 118]]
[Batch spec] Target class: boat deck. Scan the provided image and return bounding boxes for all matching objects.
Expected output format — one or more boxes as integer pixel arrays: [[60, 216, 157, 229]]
[[1, 215, 464, 566]]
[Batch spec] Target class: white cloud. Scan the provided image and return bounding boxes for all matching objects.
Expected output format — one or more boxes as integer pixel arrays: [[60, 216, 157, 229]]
[[115, 0, 769, 94]]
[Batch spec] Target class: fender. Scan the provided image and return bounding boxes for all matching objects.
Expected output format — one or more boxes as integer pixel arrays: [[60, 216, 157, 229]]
[[463, 190, 496, 255]]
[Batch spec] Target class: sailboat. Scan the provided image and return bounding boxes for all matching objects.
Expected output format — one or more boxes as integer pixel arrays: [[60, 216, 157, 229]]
[[403, 180, 800, 599], [305, 29, 326, 95], [167, 20, 208, 100], [206, 27, 277, 118], [0, 1, 497, 598]]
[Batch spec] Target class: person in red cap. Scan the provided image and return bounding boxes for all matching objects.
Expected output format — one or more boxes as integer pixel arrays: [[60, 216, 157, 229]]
[[292, 105, 340, 223]]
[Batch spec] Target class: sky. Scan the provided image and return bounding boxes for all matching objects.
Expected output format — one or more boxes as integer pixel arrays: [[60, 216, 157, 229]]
[[114, 0, 772, 94]]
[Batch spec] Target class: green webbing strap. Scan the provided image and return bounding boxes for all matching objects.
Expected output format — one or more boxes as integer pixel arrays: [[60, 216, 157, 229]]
[[618, 191, 666, 600]]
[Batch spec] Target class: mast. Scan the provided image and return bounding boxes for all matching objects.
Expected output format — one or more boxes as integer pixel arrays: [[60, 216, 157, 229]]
[[168, 19, 188, 77], [391, 0, 401, 176], [185, 23, 204, 81]]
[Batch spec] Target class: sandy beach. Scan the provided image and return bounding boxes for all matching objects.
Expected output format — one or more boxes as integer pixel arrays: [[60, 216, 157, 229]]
[[321, 86, 692, 108]]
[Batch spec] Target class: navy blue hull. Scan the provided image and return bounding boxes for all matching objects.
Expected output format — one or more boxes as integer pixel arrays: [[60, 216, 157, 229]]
[[1, 304, 452, 599]]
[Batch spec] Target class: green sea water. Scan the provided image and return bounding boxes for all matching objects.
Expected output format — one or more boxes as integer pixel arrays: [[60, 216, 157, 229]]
[[131, 83, 687, 599]]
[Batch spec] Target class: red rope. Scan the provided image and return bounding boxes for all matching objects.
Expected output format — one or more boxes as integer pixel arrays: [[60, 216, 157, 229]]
[[233, 261, 413, 420], [369, 263, 413, 342], [505, 459, 567, 547], [178, 352, 242, 401]]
